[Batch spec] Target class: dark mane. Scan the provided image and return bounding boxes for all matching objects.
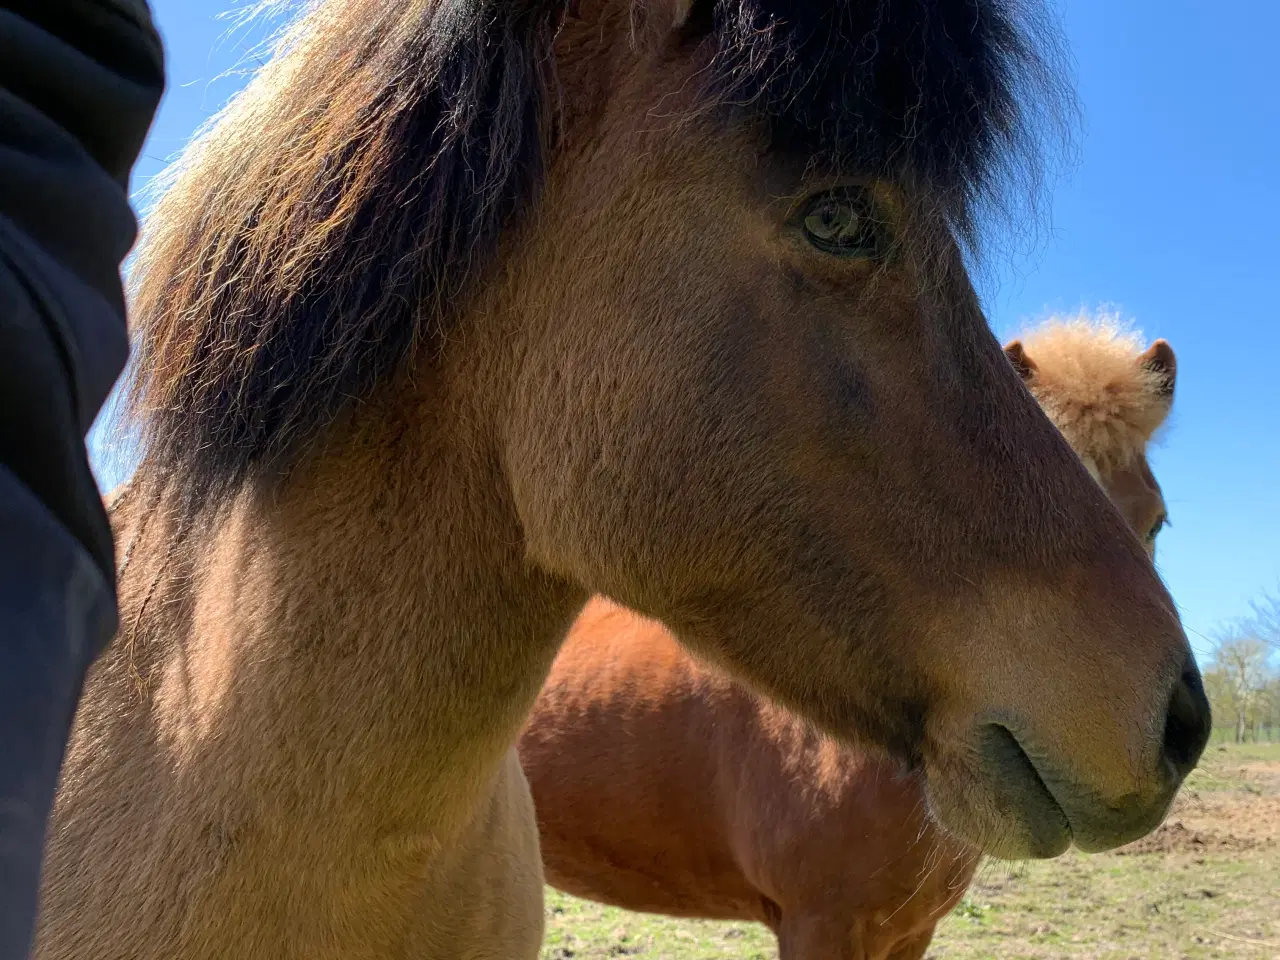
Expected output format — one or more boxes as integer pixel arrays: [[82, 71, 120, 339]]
[[125, 0, 566, 507], [694, 0, 1070, 242], [124, 0, 1068, 509]]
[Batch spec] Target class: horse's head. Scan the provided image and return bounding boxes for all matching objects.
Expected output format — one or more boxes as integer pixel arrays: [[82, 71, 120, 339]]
[[1004, 323, 1176, 558], [502, 0, 1208, 859], [127, 0, 1209, 860]]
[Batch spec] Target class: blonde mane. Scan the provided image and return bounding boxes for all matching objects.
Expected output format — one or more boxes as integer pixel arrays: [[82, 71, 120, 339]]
[[1016, 311, 1174, 469]]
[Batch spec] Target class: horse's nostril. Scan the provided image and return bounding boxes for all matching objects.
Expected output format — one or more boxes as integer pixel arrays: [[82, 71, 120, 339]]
[[1161, 666, 1212, 778]]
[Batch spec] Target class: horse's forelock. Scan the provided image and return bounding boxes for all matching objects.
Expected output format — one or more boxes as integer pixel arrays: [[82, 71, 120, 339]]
[[1019, 315, 1174, 469]]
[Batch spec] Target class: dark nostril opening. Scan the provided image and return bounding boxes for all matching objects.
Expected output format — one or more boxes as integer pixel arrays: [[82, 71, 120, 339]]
[[1162, 666, 1212, 778]]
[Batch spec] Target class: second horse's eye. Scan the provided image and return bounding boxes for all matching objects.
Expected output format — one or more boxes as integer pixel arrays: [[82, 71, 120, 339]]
[[1147, 513, 1167, 542], [801, 188, 886, 258]]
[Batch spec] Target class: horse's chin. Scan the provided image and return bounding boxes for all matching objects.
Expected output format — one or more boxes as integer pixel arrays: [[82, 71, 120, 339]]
[[922, 718, 1191, 859], [921, 726, 1074, 860]]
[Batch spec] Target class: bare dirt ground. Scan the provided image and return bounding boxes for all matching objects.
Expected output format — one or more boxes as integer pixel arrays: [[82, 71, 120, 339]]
[[1117, 746, 1280, 856], [541, 741, 1280, 959]]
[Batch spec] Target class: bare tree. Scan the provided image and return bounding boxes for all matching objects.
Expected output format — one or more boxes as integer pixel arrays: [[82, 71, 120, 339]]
[[1263, 676, 1280, 741], [1246, 585, 1280, 652], [1207, 632, 1273, 742], [1201, 668, 1235, 736]]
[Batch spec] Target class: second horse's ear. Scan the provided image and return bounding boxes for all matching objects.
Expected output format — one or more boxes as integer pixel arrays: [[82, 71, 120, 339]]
[[1139, 339, 1176, 400], [1003, 340, 1038, 382]]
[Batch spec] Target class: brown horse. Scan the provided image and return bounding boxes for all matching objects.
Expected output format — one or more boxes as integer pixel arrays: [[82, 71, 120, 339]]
[[520, 319, 1181, 960], [36, 0, 1207, 955]]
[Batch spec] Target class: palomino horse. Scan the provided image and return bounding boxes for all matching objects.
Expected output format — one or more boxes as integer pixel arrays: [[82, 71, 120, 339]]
[[37, 0, 1207, 955], [520, 319, 1180, 960]]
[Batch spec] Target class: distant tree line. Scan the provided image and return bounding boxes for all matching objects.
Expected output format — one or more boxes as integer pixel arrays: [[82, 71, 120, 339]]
[[1201, 588, 1280, 742]]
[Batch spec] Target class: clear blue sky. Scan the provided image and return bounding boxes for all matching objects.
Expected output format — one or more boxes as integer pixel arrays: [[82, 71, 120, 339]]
[[93, 0, 1280, 661]]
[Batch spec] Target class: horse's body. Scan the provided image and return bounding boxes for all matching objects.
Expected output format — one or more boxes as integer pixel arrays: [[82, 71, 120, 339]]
[[36, 0, 1207, 956], [520, 321, 1180, 960], [527, 599, 972, 960]]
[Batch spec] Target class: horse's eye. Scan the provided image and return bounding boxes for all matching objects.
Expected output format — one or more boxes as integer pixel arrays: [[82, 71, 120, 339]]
[[801, 188, 886, 258], [1147, 513, 1167, 541]]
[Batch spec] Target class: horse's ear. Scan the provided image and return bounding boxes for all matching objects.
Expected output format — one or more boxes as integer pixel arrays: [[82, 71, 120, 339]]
[[1139, 339, 1176, 400], [1004, 340, 1038, 382]]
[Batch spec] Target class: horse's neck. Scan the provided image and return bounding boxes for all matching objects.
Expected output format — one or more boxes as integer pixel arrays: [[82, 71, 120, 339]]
[[96, 417, 584, 836]]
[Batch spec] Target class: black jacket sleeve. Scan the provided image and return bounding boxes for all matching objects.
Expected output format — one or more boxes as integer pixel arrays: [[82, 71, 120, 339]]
[[0, 1, 164, 953]]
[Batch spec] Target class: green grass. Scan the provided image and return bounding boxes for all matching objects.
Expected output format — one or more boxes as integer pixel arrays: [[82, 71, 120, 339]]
[[541, 896, 778, 960], [540, 742, 1280, 959]]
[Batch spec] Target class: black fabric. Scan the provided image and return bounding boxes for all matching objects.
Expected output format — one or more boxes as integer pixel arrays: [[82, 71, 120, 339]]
[[0, 1, 163, 954], [0, 469, 118, 955]]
